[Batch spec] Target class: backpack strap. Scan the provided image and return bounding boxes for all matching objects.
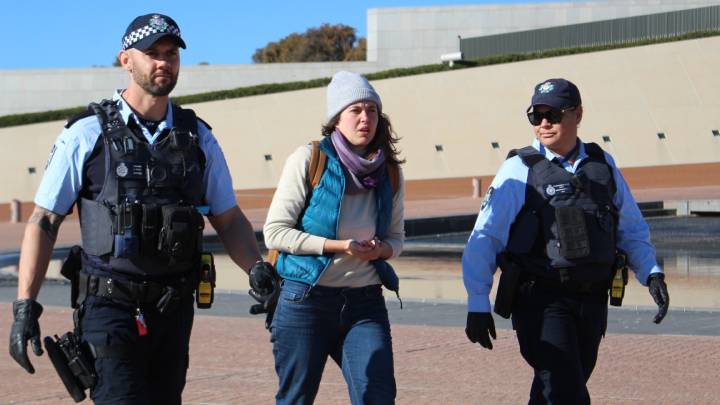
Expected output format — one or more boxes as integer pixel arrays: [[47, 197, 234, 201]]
[[268, 141, 325, 267], [308, 140, 326, 189], [387, 163, 400, 195], [266, 249, 279, 267]]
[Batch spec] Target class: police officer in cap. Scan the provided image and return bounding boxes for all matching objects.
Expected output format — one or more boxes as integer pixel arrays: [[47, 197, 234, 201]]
[[9, 13, 278, 403], [462, 78, 670, 404]]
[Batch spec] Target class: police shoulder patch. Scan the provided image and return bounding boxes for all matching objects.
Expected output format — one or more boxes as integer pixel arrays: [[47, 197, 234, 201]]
[[481, 186, 495, 211]]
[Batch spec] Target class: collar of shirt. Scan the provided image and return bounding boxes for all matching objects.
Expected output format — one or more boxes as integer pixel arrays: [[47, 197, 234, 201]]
[[532, 138, 588, 173], [112, 89, 173, 144]]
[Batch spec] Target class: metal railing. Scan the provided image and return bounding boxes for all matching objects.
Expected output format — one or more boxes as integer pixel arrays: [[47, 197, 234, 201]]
[[460, 5, 720, 59]]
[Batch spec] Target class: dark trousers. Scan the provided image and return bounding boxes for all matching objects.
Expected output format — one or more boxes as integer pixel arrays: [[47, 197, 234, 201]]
[[79, 294, 194, 405], [271, 280, 396, 405], [511, 281, 608, 405]]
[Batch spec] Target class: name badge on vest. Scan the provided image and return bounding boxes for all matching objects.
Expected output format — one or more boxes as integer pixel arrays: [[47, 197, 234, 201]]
[[543, 182, 573, 197]]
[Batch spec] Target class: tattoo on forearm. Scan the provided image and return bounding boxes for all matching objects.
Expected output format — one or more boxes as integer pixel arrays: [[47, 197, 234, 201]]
[[28, 208, 65, 243]]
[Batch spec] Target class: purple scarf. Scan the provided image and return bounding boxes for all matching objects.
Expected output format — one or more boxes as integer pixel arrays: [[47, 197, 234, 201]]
[[331, 129, 386, 194]]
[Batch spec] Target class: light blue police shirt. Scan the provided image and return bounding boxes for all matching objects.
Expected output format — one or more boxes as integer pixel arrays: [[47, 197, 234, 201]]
[[462, 138, 663, 313], [34, 90, 237, 216]]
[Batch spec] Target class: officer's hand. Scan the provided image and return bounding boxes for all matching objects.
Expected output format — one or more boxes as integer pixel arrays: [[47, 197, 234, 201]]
[[465, 312, 496, 350], [647, 273, 669, 324], [9, 299, 44, 374], [248, 261, 280, 315]]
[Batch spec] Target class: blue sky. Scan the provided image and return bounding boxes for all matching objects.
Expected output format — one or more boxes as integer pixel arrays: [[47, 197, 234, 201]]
[[1, 0, 566, 69]]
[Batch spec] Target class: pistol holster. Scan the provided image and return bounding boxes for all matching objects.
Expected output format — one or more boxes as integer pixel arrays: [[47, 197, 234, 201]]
[[44, 331, 96, 402]]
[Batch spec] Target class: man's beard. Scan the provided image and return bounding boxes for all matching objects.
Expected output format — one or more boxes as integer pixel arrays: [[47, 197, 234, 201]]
[[133, 69, 178, 97]]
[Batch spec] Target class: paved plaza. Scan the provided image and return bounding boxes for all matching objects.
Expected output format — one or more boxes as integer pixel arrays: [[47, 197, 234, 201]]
[[1, 187, 720, 404], [0, 298, 719, 405]]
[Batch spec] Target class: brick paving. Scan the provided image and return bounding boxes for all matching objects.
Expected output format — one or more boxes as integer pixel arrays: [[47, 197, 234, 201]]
[[3, 187, 720, 404], [1, 303, 719, 405]]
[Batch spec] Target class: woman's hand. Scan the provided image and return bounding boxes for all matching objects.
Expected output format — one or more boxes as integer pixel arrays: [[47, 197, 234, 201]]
[[323, 238, 391, 261], [345, 239, 378, 261], [347, 238, 392, 261]]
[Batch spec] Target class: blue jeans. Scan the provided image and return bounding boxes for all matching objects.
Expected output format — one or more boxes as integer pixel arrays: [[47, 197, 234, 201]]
[[271, 280, 396, 405]]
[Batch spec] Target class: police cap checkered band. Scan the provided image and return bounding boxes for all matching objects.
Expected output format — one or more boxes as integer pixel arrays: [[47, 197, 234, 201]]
[[122, 13, 186, 51]]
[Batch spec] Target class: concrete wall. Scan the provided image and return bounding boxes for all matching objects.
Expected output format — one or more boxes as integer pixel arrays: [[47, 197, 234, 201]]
[[367, 0, 720, 66], [2, 36, 719, 204], [4, 0, 720, 117], [0, 61, 389, 116]]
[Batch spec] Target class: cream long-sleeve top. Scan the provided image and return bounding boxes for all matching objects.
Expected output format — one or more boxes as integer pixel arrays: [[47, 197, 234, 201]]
[[263, 144, 405, 287]]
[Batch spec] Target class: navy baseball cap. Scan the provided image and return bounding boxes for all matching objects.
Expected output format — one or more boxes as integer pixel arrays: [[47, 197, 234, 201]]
[[529, 78, 581, 110], [122, 13, 186, 51]]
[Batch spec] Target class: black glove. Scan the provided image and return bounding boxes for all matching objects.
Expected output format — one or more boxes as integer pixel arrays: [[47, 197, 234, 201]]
[[9, 299, 44, 374], [248, 261, 280, 316], [465, 312, 496, 350], [648, 273, 669, 324]]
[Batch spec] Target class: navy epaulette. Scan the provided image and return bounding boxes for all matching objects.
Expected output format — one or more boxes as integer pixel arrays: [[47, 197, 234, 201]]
[[64, 108, 95, 129], [196, 116, 212, 131]]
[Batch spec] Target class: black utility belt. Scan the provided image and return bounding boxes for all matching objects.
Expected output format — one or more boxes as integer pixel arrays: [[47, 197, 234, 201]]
[[113, 202, 204, 261], [522, 274, 610, 294], [78, 271, 193, 307]]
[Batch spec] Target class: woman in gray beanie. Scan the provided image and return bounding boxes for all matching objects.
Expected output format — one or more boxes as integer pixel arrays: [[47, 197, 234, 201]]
[[264, 70, 405, 404]]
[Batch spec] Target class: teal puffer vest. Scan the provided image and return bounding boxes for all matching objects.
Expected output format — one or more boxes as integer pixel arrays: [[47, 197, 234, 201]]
[[276, 137, 396, 288]]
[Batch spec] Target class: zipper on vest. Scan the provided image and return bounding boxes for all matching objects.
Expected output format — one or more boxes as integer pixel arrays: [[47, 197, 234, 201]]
[[311, 164, 344, 288]]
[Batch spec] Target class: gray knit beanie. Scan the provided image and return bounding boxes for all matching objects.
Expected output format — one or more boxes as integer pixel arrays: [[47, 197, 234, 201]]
[[325, 71, 382, 122]]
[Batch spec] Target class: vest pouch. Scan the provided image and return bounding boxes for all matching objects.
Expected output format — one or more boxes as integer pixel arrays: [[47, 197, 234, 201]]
[[113, 202, 141, 259], [158, 205, 204, 261], [140, 204, 160, 256], [147, 163, 171, 188], [596, 205, 616, 233], [170, 129, 192, 150], [79, 198, 114, 256], [555, 206, 590, 259]]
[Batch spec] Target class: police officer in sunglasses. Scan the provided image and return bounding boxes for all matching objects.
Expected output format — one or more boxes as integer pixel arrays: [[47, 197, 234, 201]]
[[462, 78, 669, 404]]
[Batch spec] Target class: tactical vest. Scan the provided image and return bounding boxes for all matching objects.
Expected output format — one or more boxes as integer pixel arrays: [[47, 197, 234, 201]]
[[75, 99, 206, 278], [505, 143, 618, 282]]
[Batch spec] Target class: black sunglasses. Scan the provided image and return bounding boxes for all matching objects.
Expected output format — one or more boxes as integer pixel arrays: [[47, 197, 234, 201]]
[[526, 106, 576, 125]]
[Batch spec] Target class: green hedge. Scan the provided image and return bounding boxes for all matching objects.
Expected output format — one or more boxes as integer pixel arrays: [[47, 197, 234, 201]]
[[0, 106, 87, 128], [2, 30, 718, 129]]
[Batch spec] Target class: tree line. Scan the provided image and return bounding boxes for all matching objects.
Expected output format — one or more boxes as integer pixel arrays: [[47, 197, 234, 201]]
[[253, 23, 366, 63]]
